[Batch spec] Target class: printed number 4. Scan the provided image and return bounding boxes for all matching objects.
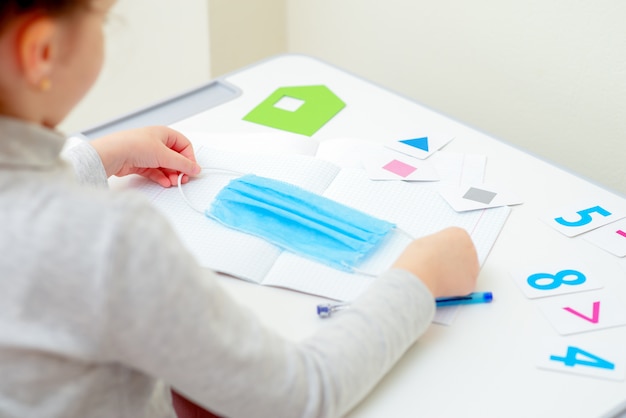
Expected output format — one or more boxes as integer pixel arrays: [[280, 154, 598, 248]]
[[550, 346, 615, 370], [554, 205, 611, 227]]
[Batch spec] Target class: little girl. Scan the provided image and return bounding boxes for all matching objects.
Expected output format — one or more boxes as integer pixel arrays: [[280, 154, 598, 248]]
[[0, 1, 479, 417]]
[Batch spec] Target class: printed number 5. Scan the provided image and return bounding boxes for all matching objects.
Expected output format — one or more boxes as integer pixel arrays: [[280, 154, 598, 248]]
[[554, 205, 611, 227]]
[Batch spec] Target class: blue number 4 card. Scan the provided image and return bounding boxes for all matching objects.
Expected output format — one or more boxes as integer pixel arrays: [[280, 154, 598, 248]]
[[537, 337, 625, 381]]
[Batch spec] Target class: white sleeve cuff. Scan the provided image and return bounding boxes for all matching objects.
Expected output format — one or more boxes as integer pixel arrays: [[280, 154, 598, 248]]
[[61, 136, 108, 188]]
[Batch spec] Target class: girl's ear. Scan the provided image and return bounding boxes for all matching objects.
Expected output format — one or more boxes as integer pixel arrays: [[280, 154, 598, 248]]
[[17, 16, 57, 91]]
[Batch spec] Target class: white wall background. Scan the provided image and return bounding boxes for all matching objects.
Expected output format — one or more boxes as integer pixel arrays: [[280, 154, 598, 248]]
[[285, 0, 626, 195], [208, 0, 285, 77], [59, 0, 284, 134], [59, 0, 211, 134], [61, 1, 626, 196]]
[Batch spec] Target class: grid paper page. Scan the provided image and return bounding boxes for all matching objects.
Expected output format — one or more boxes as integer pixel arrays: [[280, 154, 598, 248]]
[[133, 172, 280, 282], [263, 229, 412, 301], [194, 147, 340, 194], [132, 147, 341, 281], [323, 169, 510, 266], [133, 149, 509, 299]]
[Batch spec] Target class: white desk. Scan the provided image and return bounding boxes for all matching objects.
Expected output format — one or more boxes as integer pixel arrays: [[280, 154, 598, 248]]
[[89, 54, 626, 417]]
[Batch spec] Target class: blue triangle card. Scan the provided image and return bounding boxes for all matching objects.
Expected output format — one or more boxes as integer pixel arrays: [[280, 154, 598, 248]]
[[400, 137, 429, 152], [386, 133, 454, 159]]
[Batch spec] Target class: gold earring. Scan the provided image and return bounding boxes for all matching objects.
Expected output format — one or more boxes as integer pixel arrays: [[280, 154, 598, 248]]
[[39, 78, 51, 92]]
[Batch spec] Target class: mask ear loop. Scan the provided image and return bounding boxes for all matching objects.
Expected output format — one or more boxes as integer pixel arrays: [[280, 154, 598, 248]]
[[177, 167, 244, 214]]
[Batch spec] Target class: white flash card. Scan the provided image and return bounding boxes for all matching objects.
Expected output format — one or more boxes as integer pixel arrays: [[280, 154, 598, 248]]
[[385, 134, 454, 160], [509, 260, 603, 299], [583, 218, 626, 257], [427, 152, 486, 189], [362, 148, 439, 181], [536, 337, 625, 381], [539, 199, 626, 237], [537, 291, 626, 335], [617, 257, 626, 275], [438, 184, 522, 212]]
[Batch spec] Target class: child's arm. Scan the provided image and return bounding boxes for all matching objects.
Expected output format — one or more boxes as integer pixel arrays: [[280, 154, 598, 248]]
[[90, 126, 201, 187], [170, 227, 477, 418], [99, 200, 477, 417]]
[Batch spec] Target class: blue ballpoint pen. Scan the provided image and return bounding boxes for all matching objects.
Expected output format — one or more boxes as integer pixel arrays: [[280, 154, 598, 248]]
[[434, 291, 493, 307], [317, 291, 493, 318]]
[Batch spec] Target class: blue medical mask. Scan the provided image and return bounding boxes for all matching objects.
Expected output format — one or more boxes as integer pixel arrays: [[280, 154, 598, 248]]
[[205, 174, 395, 272]]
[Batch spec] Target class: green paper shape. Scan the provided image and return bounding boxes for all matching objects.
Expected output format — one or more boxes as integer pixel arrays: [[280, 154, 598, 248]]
[[243, 85, 345, 136]]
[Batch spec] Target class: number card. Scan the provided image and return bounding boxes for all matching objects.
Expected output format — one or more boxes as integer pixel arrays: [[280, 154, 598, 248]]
[[583, 218, 626, 257], [385, 134, 454, 160], [510, 261, 603, 299], [539, 199, 626, 237], [537, 337, 625, 381], [361, 148, 439, 181], [537, 291, 626, 335]]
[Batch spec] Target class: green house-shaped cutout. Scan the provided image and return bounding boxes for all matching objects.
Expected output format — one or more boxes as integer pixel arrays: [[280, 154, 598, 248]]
[[243, 85, 345, 136]]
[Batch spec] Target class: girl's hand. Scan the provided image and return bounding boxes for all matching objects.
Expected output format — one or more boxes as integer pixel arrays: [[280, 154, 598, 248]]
[[91, 126, 201, 187], [392, 227, 479, 298]]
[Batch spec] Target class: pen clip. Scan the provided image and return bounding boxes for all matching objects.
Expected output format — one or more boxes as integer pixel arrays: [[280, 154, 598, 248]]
[[317, 303, 350, 318]]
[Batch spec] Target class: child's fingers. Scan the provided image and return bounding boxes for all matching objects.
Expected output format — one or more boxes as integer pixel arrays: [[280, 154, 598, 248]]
[[162, 128, 199, 162], [143, 169, 171, 188], [159, 148, 201, 177], [167, 171, 190, 186]]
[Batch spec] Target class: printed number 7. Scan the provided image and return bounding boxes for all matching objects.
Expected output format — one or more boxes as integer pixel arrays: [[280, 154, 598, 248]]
[[554, 206, 611, 227]]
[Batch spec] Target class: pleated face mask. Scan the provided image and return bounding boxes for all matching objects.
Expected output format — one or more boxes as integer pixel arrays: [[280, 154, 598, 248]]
[[205, 174, 395, 272]]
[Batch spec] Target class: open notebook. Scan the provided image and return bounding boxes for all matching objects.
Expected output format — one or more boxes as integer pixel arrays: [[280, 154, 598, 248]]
[[130, 145, 510, 302]]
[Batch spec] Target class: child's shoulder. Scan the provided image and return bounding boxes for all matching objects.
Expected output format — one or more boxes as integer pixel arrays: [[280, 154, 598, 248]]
[[29, 179, 168, 242], [65, 184, 164, 229]]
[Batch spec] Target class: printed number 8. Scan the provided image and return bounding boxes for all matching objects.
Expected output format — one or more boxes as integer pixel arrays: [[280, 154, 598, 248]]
[[527, 269, 586, 290], [554, 206, 611, 227]]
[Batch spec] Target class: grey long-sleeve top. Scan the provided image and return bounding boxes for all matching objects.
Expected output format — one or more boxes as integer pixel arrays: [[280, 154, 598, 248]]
[[0, 116, 435, 418]]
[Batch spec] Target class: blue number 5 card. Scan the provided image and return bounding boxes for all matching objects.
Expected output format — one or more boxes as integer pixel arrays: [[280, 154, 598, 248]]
[[539, 199, 626, 237]]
